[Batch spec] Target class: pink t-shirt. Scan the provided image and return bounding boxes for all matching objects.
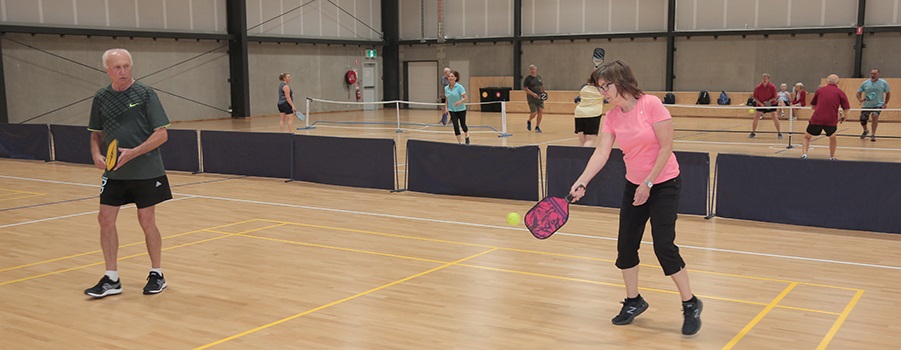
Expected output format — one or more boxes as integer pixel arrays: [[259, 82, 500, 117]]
[[601, 94, 680, 185]]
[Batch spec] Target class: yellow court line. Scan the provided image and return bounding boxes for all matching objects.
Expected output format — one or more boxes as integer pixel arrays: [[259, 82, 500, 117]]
[[0, 233, 239, 286], [239, 231, 842, 316], [0, 187, 43, 195], [240, 233, 447, 264], [458, 264, 840, 316], [723, 282, 798, 350], [0, 193, 44, 201], [250, 219, 861, 292], [253, 218, 496, 249], [817, 289, 865, 350], [0, 219, 263, 274], [193, 248, 498, 350]]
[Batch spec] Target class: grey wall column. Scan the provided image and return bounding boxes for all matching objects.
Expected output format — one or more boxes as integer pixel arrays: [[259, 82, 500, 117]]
[[665, 0, 675, 91], [227, 0, 250, 118], [513, 0, 522, 90], [0, 38, 7, 123], [854, 0, 867, 78], [381, 0, 399, 102]]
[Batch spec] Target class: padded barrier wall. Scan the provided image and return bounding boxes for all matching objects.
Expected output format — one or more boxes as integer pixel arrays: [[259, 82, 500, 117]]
[[546, 146, 709, 216], [0, 123, 50, 161], [159, 129, 200, 173], [715, 154, 901, 234], [292, 135, 396, 190], [201, 130, 293, 178], [50, 124, 93, 165], [407, 139, 540, 201]]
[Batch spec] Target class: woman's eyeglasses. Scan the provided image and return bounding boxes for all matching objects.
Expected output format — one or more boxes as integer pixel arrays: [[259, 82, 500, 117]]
[[598, 82, 614, 93]]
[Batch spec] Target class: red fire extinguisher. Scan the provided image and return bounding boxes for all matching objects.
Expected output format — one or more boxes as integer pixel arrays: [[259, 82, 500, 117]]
[[356, 86, 362, 101]]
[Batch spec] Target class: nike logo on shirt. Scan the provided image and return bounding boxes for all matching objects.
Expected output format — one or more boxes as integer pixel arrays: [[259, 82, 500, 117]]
[[129, 102, 140, 108]]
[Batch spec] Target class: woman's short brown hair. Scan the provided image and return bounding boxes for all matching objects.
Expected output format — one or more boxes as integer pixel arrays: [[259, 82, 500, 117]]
[[592, 60, 643, 100]]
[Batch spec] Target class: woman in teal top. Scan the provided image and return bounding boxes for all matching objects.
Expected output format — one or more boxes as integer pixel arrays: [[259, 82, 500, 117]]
[[445, 70, 470, 144]]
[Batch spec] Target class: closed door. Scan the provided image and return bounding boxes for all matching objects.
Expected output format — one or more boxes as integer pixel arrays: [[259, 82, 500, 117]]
[[405, 61, 438, 110]]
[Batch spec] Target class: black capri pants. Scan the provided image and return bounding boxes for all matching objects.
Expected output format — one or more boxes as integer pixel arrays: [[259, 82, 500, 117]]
[[615, 175, 686, 276], [450, 110, 468, 136]]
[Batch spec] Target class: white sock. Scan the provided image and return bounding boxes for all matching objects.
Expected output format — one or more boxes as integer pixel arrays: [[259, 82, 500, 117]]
[[151, 268, 163, 275], [105, 270, 119, 282]]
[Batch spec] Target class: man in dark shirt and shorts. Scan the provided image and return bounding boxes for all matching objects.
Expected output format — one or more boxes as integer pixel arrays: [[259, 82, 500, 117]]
[[802, 74, 850, 160], [523, 64, 546, 133], [85, 48, 172, 298]]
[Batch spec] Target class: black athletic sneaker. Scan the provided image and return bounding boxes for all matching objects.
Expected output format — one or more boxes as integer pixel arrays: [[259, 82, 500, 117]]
[[527, 120, 532, 131], [465, 137, 470, 145], [777, 132, 783, 139], [748, 132, 756, 138], [682, 297, 703, 336], [861, 130, 869, 139], [84, 275, 122, 298], [612, 295, 649, 325], [143, 271, 167, 295]]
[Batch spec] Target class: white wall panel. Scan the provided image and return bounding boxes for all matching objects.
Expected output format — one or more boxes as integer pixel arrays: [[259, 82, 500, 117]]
[[638, 0, 667, 32], [42, 0, 75, 25], [790, 0, 824, 27], [464, 0, 487, 37], [74, 0, 108, 27], [108, 0, 137, 28], [138, 0, 166, 29], [867, 0, 900, 25], [3, 0, 41, 23]]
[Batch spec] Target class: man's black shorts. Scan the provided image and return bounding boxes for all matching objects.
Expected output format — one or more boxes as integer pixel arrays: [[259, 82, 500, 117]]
[[806, 124, 837, 137], [100, 175, 172, 208], [860, 110, 881, 122]]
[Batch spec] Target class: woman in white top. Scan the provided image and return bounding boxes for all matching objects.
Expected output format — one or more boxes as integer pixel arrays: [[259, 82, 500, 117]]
[[573, 75, 605, 147], [777, 83, 792, 119]]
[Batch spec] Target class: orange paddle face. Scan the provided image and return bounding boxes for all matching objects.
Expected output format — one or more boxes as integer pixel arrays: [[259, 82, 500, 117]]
[[105, 139, 118, 171]]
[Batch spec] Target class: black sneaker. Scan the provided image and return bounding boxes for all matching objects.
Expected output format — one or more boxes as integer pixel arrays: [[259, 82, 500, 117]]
[[612, 295, 649, 325], [871, 135, 876, 142], [748, 132, 756, 138], [143, 271, 167, 295], [465, 137, 470, 145], [527, 120, 532, 131], [778, 133, 783, 139], [861, 130, 869, 139], [682, 297, 703, 336], [535, 126, 543, 133], [84, 275, 122, 298]]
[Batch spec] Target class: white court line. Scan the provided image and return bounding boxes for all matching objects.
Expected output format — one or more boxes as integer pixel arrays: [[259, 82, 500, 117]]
[[2, 174, 900, 271], [0, 196, 195, 229], [0, 175, 96, 187], [183, 193, 901, 271]]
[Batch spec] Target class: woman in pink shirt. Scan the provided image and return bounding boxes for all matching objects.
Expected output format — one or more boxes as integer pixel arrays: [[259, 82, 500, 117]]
[[569, 60, 702, 336]]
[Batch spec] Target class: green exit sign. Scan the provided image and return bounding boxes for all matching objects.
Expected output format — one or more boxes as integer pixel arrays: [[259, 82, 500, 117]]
[[365, 49, 377, 58]]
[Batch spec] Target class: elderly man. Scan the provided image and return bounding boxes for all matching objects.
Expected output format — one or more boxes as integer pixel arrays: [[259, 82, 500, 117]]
[[84, 48, 172, 298]]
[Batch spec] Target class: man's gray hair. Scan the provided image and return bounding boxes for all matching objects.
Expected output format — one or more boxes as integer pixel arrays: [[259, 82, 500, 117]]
[[102, 48, 133, 69]]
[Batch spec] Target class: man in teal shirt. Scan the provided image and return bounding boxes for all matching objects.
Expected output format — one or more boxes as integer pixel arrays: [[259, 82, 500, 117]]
[[856, 68, 891, 142]]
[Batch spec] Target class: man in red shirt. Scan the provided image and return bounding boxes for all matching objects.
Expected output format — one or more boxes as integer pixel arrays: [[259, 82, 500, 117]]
[[802, 74, 850, 160], [749, 73, 782, 139]]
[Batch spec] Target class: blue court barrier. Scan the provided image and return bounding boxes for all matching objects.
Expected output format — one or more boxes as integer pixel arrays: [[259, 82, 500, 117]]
[[0, 123, 50, 161], [546, 145, 710, 216], [200, 130, 292, 178], [292, 135, 396, 190], [406, 139, 540, 201], [159, 129, 200, 173], [715, 154, 901, 234], [50, 124, 93, 165]]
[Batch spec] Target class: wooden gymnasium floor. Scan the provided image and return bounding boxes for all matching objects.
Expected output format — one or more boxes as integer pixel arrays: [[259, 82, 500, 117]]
[[2, 108, 901, 349]]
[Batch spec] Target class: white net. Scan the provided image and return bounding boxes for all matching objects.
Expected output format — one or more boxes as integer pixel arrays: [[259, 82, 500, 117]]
[[300, 98, 512, 137]]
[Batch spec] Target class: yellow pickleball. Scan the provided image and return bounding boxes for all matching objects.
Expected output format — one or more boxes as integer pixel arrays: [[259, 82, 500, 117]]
[[506, 212, 521, 226], [748, 108, 755, 114]]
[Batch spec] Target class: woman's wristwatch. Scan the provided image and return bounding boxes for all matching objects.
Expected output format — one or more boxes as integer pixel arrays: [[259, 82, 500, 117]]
[[644, 181, 654, 189]]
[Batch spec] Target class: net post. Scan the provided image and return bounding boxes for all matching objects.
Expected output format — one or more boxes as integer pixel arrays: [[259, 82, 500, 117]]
[[297, 97, 316, 130], [498, 101, 512, 137], [396, 101, 403, 133], [786, 106, 794, 149]]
